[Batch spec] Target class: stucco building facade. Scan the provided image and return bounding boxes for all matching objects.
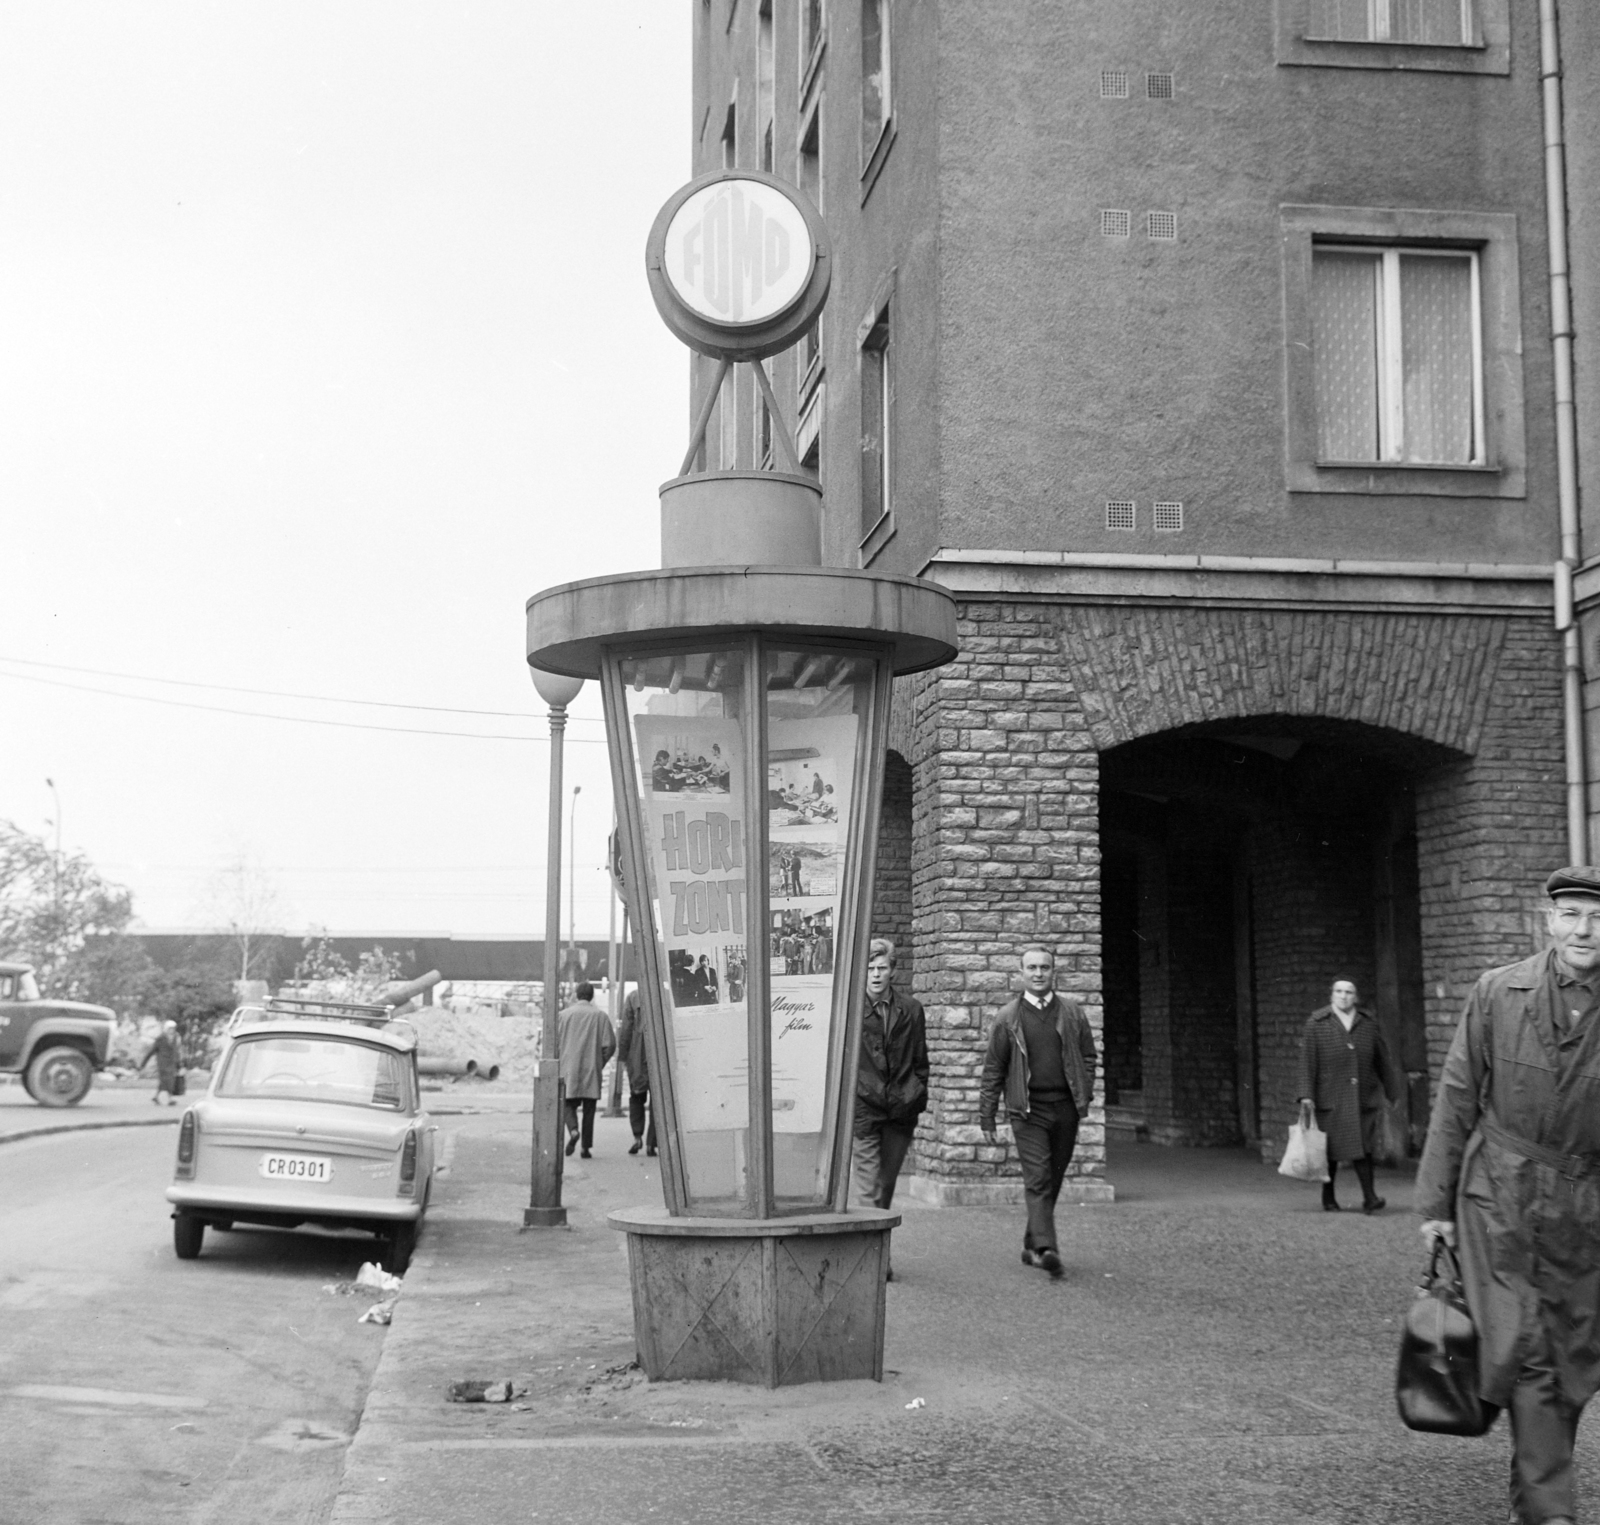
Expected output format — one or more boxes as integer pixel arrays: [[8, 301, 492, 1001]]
[[690, 0, 1591, 1203]]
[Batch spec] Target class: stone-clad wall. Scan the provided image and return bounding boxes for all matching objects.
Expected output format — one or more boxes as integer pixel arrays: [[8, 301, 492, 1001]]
[[889, 596, 1565, 1204]]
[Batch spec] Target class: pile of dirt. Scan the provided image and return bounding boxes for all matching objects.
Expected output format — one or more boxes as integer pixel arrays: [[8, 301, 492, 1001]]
[[407, 1003, 541, 1087]]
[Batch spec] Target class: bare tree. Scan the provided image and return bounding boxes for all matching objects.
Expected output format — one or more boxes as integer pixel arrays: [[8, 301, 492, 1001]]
[[201, 852, 286, 983]]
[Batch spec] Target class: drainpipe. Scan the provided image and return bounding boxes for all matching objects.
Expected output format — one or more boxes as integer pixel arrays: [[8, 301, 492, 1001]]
[[1541, 0, 1587, 861]]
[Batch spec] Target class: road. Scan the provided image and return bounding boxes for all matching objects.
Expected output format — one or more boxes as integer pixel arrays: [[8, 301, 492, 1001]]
[[0, 1123, 396, 1525]]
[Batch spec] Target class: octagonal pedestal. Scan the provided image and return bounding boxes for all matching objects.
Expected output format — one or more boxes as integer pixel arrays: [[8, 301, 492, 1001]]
[[609, 1205, 899, 1387]]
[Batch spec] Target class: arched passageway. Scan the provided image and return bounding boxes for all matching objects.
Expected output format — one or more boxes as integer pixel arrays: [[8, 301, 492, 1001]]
[[1099, 717, 1456, 1159]]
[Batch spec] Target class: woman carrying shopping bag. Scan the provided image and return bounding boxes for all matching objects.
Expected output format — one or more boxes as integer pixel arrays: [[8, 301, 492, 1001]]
[[1298, 978, 1402, 1212]]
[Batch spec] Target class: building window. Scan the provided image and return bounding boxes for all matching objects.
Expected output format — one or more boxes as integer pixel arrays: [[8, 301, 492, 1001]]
[[1279, 204, 1524, 498], [1146, 72, 1174, 99], [1101, 209, 1131, 239], [720, 100, 737, 169], [798, 108, 823, 394], [861, 0, 890, 166], [1277, 0, 1505, 73], [758, 1, 774, 172], [801, 0, 825, 95], [1311, 245, 1483, 466], [1309, 0, 1475, 45], [1153, 501, 1184, 532], [798, 382, 823, 479], [1147, 211, 1176, 241], [1106, 501, 1136, 531], [860, 305, 891, 536], [1100, 70, 1129, 99]]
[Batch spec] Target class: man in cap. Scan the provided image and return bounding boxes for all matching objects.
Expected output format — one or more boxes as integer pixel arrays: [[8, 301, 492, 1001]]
[[1417, 866, 1600, 1525]]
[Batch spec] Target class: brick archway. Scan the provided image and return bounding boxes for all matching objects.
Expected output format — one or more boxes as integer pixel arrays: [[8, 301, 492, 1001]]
[[887, 599, 1563, 1206]]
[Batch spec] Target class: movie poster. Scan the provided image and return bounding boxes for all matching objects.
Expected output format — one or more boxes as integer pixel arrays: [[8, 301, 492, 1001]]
[[634, 716, 750, 1135], [766, 715, 857, 1133]]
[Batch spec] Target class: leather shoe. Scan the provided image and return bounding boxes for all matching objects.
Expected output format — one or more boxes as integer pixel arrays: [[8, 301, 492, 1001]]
[[1020, 1249, 1040, 1267], [628, 1139, 642, 1155], [580, 1149, 592, 1159], [1322, 1196, 1342, 1212], [1362, 1197, 1387, 1215], [564, 1134, 578, 1157], [1038, 1248, 1065, 1280], [646, 1146, 657, 1156]]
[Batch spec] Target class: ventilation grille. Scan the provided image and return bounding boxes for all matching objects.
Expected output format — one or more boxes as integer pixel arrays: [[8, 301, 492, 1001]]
[[1100, 70, 1130, 99], [1106, 500, 1136, 531], [1153, 500, 1184, 532], [1146, 72, 1174, 99], [1148, 211, 1177, 241], [1101, 209, 1132, 238]]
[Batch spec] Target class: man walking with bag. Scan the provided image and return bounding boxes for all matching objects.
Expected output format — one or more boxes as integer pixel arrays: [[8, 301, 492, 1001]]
[[979, 946, 1097, 1280], [1417, 866, 1600, 1525]]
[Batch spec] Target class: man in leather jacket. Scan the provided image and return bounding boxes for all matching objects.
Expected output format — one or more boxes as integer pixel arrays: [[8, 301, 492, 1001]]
[[851, 938, 928, 1220], [980, 946, 1097, 1280]]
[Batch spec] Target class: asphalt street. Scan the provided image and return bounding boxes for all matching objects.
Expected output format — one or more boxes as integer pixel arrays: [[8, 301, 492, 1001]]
[[0, 1121, 392, 1525]]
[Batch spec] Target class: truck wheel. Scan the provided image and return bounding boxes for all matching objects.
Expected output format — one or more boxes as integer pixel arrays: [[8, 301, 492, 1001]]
[[26, 1047, 93, 1107], [173, 1214, 205, 1259], [382, 1220, 417, 1275]]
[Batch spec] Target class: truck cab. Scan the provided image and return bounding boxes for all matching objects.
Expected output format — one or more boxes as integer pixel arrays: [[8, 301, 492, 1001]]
[[0, 960, 117, 1106]]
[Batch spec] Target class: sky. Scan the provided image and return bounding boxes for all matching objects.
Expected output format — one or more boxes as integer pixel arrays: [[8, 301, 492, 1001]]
[[0, 5, 690, 943]]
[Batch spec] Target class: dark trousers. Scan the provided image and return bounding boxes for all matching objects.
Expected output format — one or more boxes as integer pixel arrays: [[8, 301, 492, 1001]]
[[1509, 1335, 1585, 1524], [564, 1097, 597, 1151], [852, 1119, 917, 1210], [1011, 1095, 1080, 1254], [629, 1086, 656, 1150]]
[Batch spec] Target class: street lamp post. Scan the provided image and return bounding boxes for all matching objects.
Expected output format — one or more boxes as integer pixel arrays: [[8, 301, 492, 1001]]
[[525, 670, 584, 1228], [568, 785, 582, 984]]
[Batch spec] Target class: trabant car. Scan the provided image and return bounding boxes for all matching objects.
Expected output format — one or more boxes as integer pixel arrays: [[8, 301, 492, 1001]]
[[166, 997, 436, 1271]]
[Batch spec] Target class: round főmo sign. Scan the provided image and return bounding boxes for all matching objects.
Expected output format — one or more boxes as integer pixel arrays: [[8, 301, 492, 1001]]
[[647, 171, 830, 360]]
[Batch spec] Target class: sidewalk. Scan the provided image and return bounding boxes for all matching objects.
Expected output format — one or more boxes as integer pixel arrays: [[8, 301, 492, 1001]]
[[327, 1111, 1567, 1525]]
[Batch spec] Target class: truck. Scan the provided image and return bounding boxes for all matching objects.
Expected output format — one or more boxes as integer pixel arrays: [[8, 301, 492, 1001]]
[[0, 960, 117, 1106]]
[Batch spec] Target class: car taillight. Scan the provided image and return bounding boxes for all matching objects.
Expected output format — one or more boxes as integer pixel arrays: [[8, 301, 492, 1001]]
[[398, 1129, 417, 1194], [175, 1111, 197, 1178]]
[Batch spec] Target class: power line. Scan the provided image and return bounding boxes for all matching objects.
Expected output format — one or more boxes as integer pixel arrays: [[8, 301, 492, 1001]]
[[0, 667, 611, 743], [0, 652, 607, 725]]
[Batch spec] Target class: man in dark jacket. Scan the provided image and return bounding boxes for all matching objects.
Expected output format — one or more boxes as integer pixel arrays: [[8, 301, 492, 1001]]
[[979, 946, 1097, 1280], [851, 939, 928, 1217], [1417, 866, 1600, 1525], [616, 986, 657, 1157]]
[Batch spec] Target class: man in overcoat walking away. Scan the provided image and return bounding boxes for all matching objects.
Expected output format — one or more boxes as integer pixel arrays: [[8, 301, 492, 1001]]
[[558, 981, 615, 1160], [1417, 866, 1600, 1525], [1297, 979, 1401, 1212], [616, 984, 656, 1157]]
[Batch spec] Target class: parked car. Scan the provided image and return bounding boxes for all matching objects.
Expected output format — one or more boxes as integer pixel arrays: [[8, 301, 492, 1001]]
[[166, 997, 437, 1271], [0, 960, 116, 1106]]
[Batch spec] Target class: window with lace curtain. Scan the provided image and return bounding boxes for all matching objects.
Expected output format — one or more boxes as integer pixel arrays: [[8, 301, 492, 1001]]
[[1311, 245, 1483, 466], [1308, 0, 1475, 45], [1279, 204, 1524, 499]]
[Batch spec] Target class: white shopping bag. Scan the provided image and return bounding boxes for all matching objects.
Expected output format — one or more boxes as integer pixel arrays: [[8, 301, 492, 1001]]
[[1277, 1116, 1330, 1183]]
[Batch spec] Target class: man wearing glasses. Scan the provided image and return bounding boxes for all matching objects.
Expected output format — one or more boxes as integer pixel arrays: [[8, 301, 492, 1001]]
[[1417, 867, 1600, 1525]]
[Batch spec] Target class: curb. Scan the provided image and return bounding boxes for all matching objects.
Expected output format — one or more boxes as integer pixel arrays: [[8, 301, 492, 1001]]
[[0, 1115, 181, 1148]]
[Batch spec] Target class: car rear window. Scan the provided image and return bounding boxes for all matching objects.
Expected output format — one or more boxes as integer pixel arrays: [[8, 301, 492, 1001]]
[[218, 1036, 410, 1110]]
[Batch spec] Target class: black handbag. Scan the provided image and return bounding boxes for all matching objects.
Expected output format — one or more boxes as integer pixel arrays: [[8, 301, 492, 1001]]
[[1396, 1239, 1499, 1436], [172, 1073, 186, 1097]]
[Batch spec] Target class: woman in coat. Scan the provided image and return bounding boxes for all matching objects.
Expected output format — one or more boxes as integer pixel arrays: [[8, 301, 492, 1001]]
[[1298, 979, 1401, 1212], [138, 1020, 182, 1106]]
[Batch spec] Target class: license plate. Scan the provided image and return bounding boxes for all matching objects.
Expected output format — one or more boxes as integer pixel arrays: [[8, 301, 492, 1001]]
[[259, 1152, 333, 1183]]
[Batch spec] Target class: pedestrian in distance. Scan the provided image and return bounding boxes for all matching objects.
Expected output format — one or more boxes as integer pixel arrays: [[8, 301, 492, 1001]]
[[979, 946, 1097, 1281], [851, 939, 928, 1248], [1416, 865, 1600, 1525], [558, 981, 615, 1160], [1297, 978, 1401, 1213], [616, 985, 657, 1157], [138, 1019, 182, 1106]]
